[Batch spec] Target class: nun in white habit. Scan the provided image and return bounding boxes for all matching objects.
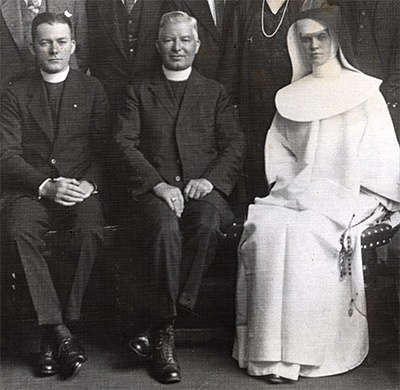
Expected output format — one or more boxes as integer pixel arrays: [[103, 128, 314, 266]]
[[233, 6, 400, 384]]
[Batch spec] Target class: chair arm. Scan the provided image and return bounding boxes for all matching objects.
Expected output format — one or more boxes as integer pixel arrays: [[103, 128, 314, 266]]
[[361, 223, 399, 250]]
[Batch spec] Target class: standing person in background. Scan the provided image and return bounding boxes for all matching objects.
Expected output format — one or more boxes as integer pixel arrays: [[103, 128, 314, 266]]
[[164, 0, 238, 82], [1, 13, 108, 379], [219, 0, 334, 205], [0, 0, 89, 95], [328, 0, 400, 143], [86, 0, 165, 115], [86, 0, 166, 204]]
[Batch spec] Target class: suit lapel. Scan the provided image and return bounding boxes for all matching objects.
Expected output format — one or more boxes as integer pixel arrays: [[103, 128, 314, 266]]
[[149, 71, 179, 120], [185, 0, 221, 43], [1, 0, 25, 51], [176, 69, 202, 123], [27, 73, 54, 144], [98, 0, 128, 62]]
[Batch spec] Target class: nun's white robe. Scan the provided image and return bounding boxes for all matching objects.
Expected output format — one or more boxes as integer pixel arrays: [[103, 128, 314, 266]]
[[233, 67, 400, 380]]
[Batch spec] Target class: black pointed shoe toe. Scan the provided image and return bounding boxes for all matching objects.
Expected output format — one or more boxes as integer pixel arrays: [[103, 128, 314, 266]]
[[128, 330, 153, 364], [266, 374, 291, 384], [57, 336, 87, 380], [37, 338, 59, 376]]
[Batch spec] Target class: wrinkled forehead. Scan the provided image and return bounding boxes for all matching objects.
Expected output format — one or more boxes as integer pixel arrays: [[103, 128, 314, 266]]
[[297, 18, 328, 36]]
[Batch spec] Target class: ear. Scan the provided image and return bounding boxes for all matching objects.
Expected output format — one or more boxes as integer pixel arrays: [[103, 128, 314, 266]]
[[155, 40, 161, 54], [195, 39, 201, 54], [70, 39, 76, 55], [29, 42, 35, 56]]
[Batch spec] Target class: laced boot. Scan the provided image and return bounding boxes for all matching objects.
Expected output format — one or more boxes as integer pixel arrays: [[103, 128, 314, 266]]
[[150, 323, 181, 383]]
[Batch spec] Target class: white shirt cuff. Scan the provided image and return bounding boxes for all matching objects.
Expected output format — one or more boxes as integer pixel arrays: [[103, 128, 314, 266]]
[[38, 178, 52, 199]]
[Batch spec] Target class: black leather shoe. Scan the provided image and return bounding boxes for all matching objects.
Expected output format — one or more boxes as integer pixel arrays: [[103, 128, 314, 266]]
[[266, 374, 290, 384], [37, 338, 59, 376], [56, 336, 87, 380], [128, 329, 153, 364], [151, 325, 181, 384]]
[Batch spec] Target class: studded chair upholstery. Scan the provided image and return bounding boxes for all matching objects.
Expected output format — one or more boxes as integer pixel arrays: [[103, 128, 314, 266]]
[[361, 223, 399, 252], [361, 210, 400, 275]]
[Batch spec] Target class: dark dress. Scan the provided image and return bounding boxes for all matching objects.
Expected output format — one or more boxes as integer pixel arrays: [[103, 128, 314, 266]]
[[220, 0, 308, 203]]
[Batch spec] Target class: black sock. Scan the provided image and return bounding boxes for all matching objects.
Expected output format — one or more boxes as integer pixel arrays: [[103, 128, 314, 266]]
[[158, 317, 175, 330], [40, 324, 72, 341], [53, 324, 72, 340]]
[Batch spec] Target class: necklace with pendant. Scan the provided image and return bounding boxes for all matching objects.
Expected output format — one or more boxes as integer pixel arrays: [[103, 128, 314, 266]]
[[261, 0, 290, 38]]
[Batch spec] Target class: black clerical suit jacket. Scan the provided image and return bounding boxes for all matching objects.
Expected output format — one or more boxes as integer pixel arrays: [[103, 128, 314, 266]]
[[114, 68, 243, 215], [1, 69, 108, 207]]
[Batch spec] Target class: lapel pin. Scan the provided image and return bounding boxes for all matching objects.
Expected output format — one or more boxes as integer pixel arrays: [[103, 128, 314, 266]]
[[64, 10, 73, 18], [73, 104, 78, 108]]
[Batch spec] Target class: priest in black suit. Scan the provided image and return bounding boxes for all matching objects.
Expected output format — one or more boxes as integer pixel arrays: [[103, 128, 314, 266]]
[[1, 13, 108, 379], [114, 11, 243, 384]]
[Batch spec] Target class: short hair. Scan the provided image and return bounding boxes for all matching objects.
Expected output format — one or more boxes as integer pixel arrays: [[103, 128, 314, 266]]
[[158, 11, 198, 39], [32, 12, 74, 42]]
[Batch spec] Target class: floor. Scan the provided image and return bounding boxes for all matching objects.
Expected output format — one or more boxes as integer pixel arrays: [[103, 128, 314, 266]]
[[1, 323, 399, 390], [2, 258, 399, 390]]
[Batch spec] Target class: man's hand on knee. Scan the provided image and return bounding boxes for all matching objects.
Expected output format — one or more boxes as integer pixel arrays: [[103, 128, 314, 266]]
[[40, 178, 86, 206], [183, 179, 213, 202], [153, 182, 184, 218]]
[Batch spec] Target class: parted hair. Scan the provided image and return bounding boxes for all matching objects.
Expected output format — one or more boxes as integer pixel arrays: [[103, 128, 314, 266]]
[[32, 12, 74, 42]]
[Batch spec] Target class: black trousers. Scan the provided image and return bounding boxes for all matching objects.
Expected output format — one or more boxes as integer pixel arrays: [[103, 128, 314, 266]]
[[3, 195, 104, 325], [125, 191, 232, 322]]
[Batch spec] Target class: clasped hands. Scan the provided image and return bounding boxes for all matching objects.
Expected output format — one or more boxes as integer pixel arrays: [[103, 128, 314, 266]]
[[40, 177, 95, 207], [153, 179, 213, 218]]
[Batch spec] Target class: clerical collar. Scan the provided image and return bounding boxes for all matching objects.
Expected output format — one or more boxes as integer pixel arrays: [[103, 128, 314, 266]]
[[40, 66, 70, 83], [162, 66, 192, 81], [24, 0, 42, 5]]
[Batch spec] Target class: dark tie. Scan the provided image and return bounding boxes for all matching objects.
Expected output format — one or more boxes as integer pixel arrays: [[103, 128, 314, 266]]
[[215, 0, 225, 30], [125, 0, 136, 14]]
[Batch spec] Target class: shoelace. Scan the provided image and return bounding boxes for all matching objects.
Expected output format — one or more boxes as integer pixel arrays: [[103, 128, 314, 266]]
[[40, 340, 54, 355], [155, 327, 175, 362], [58, 338, 76, 357]]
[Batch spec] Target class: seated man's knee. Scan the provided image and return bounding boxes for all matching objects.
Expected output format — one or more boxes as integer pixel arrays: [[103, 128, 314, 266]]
[[4, 199, 48, 243], [71, 197, 105, 238], [184, 202, 221, 236], [3, 217, 47, 259], [137, 196, 181, 236], [153, 212, 181, 239]]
